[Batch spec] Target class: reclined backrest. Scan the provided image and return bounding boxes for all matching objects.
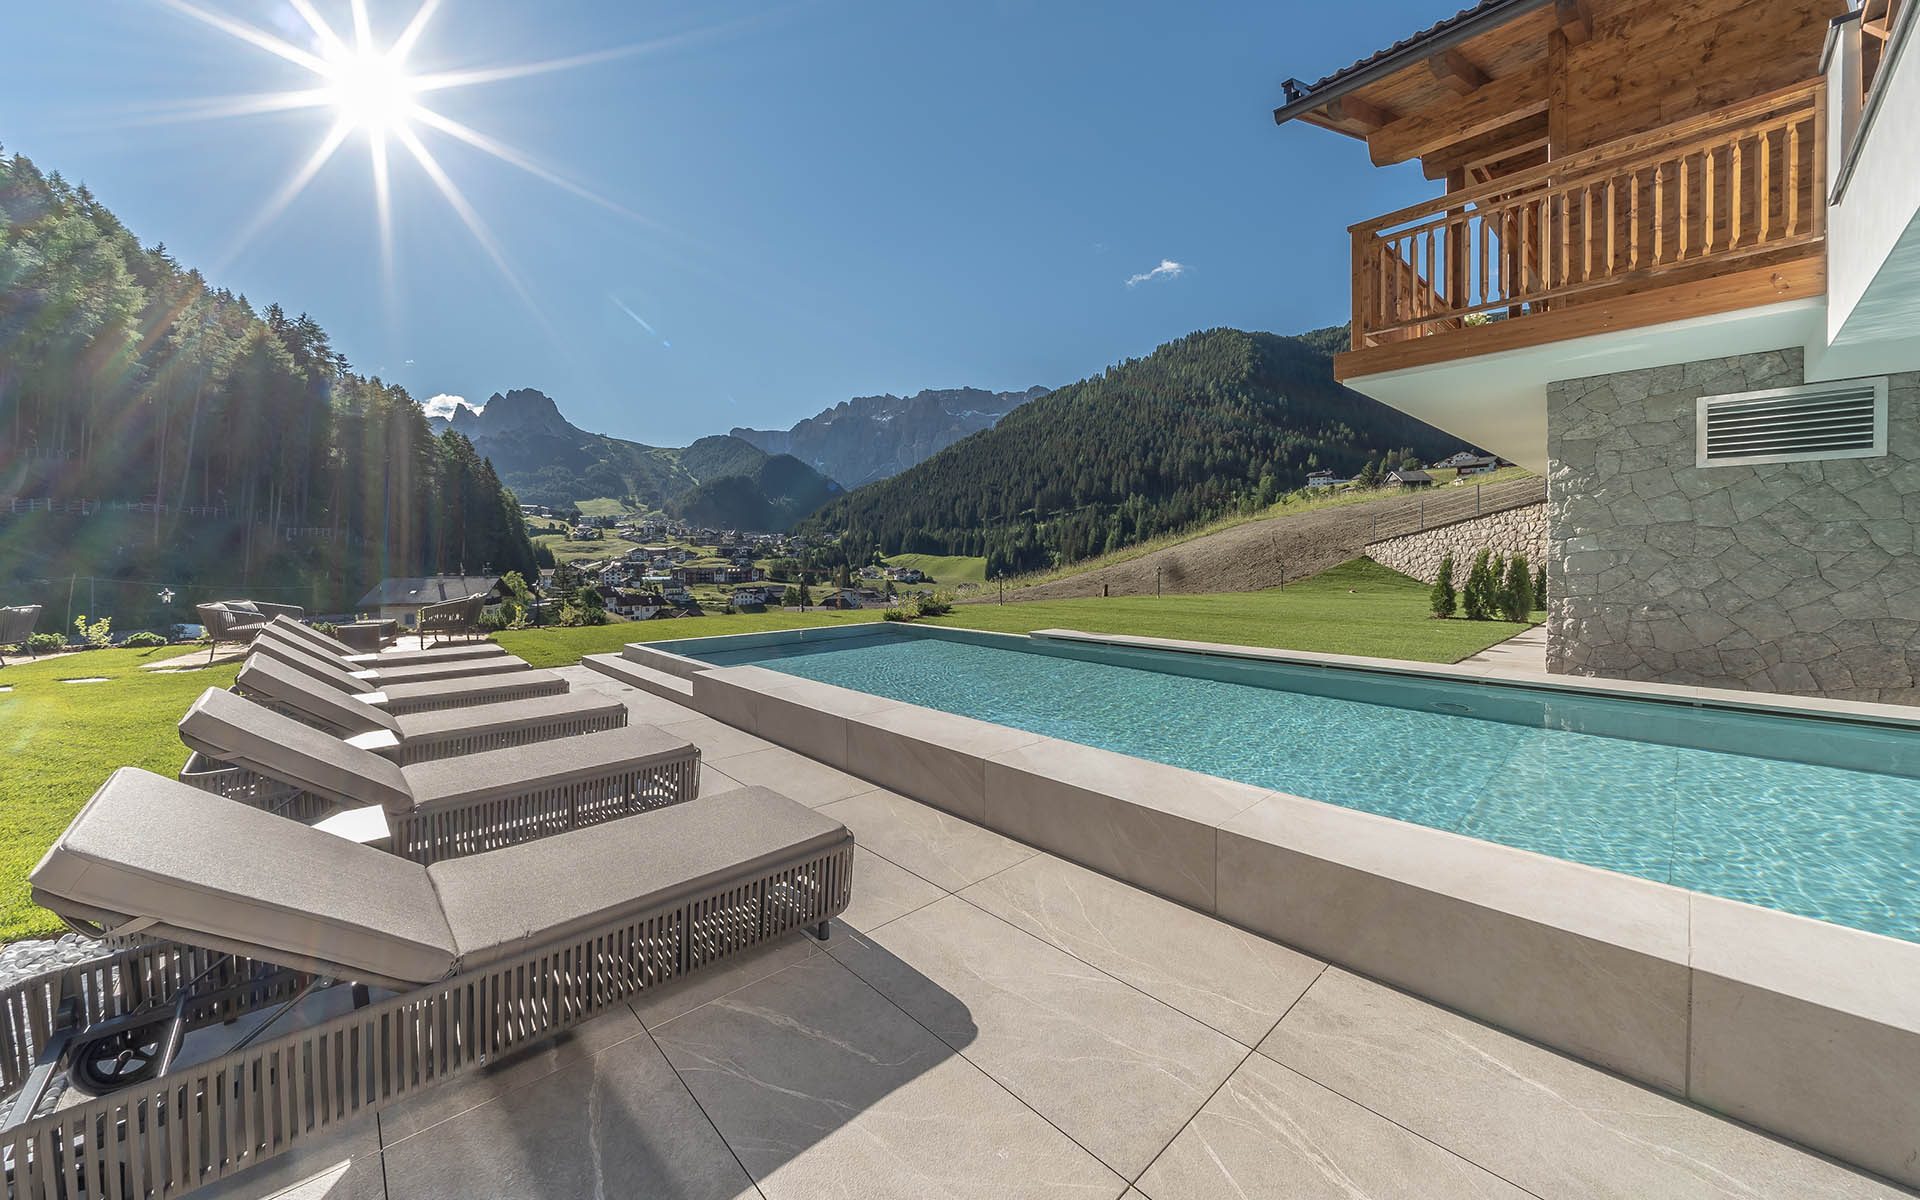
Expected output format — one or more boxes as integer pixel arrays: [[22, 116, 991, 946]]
[[265, 614, 349, 657], [250, 637, 377, 694], [180, 688, 413, 814], [256, 623, 343, 663], [30, 768, 456, 987], [1, 605, 40, 642], [234, 654, 400, 737]]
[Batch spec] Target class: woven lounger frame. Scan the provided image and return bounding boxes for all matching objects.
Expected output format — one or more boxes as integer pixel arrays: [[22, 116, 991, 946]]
[[177, 751, 703, 865], [239, 688, 631, 765], [1, 838, 853, 1199]]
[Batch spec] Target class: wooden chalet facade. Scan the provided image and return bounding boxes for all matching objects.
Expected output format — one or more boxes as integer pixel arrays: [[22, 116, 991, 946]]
[[1275, 0, 1843, 380]]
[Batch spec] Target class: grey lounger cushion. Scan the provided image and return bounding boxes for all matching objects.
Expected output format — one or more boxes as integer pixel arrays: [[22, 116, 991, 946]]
[[255, 626, 528, 684], [250, 637, 566, 705], [236, 653, 621, 746], [31, 771, 850, 988], [31, 768, 457, 984], [264, 616, 508, 667], [182, 688, 691, 817], [430, 785, 850, 970]]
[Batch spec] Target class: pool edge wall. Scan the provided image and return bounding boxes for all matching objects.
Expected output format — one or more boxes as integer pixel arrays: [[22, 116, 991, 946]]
[[605, 627, 1920, 1188]]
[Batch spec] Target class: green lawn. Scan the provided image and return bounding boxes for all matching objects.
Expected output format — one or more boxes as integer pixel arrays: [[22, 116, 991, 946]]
[[0, 646, 239, 941], [884, 553, 988, 586], [494, 609, 885, 667], [531, 530, 644, 564], [923, 558, 1534, 660]]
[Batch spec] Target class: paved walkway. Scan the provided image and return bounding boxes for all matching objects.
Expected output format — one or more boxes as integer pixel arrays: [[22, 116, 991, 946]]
[[1458, 623, 1549, 674], [201, 665, 1911, 1200]]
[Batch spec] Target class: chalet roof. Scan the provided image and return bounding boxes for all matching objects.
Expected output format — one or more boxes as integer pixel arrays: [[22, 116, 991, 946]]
[[356, 575, 503, 608], [1273, 0, 1550, 124]]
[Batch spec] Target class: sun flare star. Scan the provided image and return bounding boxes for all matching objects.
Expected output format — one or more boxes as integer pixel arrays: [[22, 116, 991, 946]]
[[157, 0, 661, 318]]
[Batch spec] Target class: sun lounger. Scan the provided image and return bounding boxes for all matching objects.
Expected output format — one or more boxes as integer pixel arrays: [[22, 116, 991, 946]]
[[0, 606, 41, 666], [3, 768, 852, 1197], [252, 625, 530, 686], [178, 688, 700, 861], [247, 636, 567, 713], [417, 592, 488, 645], [233, 653, 628, 762], [263, 613, 508, 667], [195, 599, 303, 662]]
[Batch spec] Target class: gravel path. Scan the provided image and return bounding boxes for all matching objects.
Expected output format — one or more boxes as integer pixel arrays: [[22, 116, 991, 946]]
[[0, 933, 107, 991]]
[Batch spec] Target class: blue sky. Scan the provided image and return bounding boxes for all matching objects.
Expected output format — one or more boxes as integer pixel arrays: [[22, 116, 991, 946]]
[[5, 0, 1440, 445]]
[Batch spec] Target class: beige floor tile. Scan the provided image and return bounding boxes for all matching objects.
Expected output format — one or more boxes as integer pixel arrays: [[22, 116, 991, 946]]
[[708, 746, 873, 807], [699, 760, 742, 797], [962, 854, 1324, 1045], [654, 953, 1122, 1199], [840, 845, 948, 931], [817, 787, 1033, 891], [382, 1032, 758, 1200], [660, 715, 777, 759], [1135, 1052, 1528, 1199], [829, 896, 1245, 1179], [1260, 968, 1910, 1200]]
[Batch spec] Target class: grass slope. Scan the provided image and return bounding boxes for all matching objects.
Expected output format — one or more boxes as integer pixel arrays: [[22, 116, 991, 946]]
[[923, 559, 1532, 659], [494, 610, 884, 667], [884, 553, 987, 585], [0, 647, 238, 940]]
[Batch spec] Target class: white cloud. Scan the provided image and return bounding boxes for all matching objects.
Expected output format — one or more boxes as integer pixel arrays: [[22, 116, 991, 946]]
[[1126, 259, 1186, 287], [422, 393, 482, 421]]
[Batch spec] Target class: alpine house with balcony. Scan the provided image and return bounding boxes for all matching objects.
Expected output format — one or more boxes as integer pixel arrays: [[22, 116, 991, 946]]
[[1276, 0, 1920, 701]]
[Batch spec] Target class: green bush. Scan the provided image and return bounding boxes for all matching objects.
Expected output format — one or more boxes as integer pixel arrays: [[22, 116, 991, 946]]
[[310, 621, 338, 637], [882, 605, 917, 622], [1533, 563, 1547, 609], [1462, 549, 1495, 620], [25, 632, 64, 652], [916, 592, 955, 617], [1429, 554, 1457, 618], [1501, 553, 1533, 622], [121, 631, 169, 648], [72, 614, 112, 649]]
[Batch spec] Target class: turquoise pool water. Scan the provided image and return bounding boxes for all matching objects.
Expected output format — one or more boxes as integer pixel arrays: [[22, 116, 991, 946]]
[[682, 628, 1920, 943]]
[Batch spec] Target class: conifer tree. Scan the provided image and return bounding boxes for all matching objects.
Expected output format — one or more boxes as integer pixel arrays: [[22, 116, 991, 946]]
[[1430, 554, 1457, 618], [1463, 549, 1495, 620], [1501, 553, 1532, 622]]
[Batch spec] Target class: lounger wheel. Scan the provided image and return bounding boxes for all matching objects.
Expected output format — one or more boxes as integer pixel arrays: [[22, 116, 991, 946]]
[[67, 1020, 176, 1095]]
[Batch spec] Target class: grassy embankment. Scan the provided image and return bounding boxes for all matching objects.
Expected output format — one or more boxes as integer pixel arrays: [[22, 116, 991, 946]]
[[2, 558, 1532, 941], [882, 553, 988, 585]]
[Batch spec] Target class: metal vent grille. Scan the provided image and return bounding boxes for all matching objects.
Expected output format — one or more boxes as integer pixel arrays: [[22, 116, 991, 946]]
[[1696, 379, 1888, 468]]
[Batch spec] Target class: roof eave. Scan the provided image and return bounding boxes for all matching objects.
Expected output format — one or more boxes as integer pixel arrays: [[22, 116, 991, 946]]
[[1271, 0, 1556, 126]]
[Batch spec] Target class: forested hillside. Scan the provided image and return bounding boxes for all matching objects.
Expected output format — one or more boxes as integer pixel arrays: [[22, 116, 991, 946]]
[[670, 451, 841, 530], [798, 328, 1452, 575], [0, 149, 535, 627]]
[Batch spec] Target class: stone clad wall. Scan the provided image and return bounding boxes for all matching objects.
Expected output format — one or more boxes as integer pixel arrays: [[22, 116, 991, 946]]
[[1363, 503, 1548, 584], [1547, 348, 1920, 703]]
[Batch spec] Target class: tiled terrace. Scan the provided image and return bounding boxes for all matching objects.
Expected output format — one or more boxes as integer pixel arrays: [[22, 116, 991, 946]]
[[201, 664, 1912, 1200]]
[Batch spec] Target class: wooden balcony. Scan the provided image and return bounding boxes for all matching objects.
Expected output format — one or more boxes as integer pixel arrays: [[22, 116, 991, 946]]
[[1337, 82, 1827, 381]]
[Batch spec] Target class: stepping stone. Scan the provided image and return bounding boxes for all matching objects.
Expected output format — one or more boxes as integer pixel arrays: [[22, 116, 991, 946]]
[[59, 677, 110, 684]]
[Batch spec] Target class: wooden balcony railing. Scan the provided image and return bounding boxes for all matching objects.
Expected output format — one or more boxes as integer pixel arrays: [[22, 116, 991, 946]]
[[1349, 81, 1826, 352]]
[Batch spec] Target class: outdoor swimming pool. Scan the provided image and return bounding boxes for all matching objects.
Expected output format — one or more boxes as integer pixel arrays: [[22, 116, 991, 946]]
[[674, 626, 1920, 943]]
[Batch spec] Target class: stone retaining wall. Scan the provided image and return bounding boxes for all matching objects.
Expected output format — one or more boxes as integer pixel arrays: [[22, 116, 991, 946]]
[[1547, 348, 1920, 703], [1364, 502, 1548, 584]]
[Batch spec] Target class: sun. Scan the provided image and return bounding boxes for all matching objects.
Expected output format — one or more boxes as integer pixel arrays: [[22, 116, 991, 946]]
[[323, 48, 418, 134]]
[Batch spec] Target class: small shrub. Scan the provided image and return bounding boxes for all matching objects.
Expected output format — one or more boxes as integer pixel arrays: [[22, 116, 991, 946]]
[[1533, 564, 1547, 609], [916, 591, 954, 617], [1501, 553, 1532, 622], [1462, 549, 1495, 620], [1429, 554, 1457, 618], [73, 614, 112, 649], [882, 604, 917, 622], [25, 632, 64, 652], [309, 621, 338, 637], [122, 631, 169, 648]]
